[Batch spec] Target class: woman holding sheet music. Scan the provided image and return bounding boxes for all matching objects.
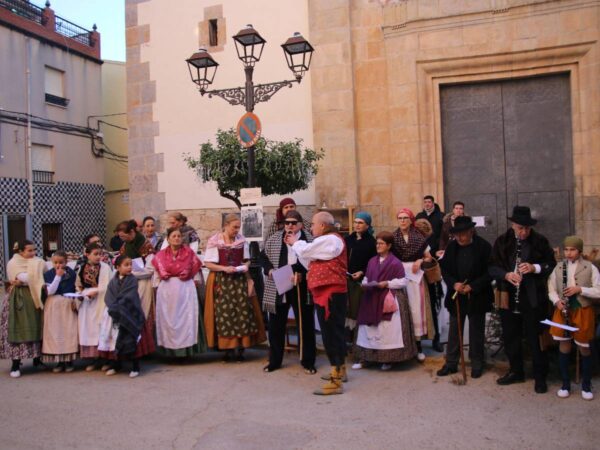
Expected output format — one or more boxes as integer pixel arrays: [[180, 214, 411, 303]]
[[203, 214, 266, 362]]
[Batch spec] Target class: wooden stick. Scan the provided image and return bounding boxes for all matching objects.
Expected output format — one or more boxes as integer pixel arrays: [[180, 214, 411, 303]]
[[454, 279, 468, 384], [296, 275, 303, 362]]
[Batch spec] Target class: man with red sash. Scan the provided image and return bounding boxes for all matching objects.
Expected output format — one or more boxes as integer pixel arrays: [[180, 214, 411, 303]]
[[286, 211, 348, 395]]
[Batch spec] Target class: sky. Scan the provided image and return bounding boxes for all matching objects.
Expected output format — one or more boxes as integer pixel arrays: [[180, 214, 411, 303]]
[[34, 0, 126, 61]]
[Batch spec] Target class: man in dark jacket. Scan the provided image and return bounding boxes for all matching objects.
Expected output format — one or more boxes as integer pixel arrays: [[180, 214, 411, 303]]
[[489, 206, 556, 394], [260, 210, 316, 374], [415, 195, 445, 254], [437, 216, 493, 378]]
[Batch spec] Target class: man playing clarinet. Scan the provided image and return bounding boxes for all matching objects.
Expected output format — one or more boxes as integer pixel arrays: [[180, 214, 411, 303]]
[[489, 206, 556, 393]]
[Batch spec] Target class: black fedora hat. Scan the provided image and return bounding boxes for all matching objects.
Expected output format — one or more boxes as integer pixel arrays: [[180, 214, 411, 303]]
[[508, 205, 537, 226], [450, 216, 476, 233]]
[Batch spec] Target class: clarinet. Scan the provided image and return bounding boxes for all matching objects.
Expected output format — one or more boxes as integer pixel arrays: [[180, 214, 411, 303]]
[[561, 259, 571, 338], [513, 238, 522, 314]]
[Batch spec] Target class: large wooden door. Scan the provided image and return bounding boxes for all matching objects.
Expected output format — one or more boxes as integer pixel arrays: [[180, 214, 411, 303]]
[[441, 74, 573, 246]]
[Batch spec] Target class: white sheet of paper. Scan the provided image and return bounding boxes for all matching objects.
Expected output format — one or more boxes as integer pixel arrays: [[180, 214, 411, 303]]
[[405, 269, 424, 283], [272, 265, 294, 296], [363, 281, 379, 288], [64, 292, 83, 298], [66, 261, 77, 270], [540, 319, 579, 332], [132, 257, 145, 272], [472, 216, 485, 227]]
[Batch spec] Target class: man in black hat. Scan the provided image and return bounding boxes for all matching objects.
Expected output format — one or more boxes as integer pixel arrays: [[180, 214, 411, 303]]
[[437, 216, 493, 378], [489, 206, 556, 393]]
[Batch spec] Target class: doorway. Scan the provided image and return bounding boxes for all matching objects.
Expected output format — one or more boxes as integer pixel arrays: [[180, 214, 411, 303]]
[[440, 73, 573, 246]]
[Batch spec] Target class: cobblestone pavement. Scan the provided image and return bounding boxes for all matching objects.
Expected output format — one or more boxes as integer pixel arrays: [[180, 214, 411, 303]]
[[0, 343, 597, 449]]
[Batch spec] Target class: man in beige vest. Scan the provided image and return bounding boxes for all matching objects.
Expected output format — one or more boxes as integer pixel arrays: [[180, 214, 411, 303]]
[[548, 236, 600, 401]]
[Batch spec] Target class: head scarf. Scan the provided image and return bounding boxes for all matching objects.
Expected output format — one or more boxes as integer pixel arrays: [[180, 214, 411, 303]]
[[355, 211, 374, 235], [396, 208, 416, 226], [564, 235, 583, 252], [276, 198, 296, 224]]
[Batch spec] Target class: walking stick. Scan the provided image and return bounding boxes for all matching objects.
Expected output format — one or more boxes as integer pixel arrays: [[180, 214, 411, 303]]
[[296, 274, 304, 362], [452, 279, 468, 385]]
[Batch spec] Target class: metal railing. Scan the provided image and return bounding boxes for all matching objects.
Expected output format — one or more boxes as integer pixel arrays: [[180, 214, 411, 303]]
[[32, 170, 54, 184], [0, 0, 94, 47], [0, 0, 43, 24], [45, 93, 69, 107], [54, 14, 92, 46]]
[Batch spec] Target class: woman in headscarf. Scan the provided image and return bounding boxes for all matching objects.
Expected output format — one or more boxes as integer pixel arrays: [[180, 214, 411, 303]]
[[203, 214, 266, 362], [266, 198, 311, 240], [392, 208, 435, 362], [0, 240, 47, 378], [152, 227, 207, 358], [353, 231, 417, 370], [345, 211, 377, 332]]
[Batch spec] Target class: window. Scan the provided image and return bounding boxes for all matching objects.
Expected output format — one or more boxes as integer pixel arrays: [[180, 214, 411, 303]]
[[45, 66, 69, 107], [32, 143, 54, 184], [209, 19, 218, 47]]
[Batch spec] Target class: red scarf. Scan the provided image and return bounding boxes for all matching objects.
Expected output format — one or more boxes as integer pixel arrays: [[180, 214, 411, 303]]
[[152, 245, 201, 281]]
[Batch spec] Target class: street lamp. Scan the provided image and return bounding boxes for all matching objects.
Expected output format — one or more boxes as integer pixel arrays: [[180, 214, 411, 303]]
[[185, 25, 314, 307]]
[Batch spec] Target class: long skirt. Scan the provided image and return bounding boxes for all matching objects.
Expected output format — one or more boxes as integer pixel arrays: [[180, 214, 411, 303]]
[[78, 296, 101, 359], [402, 262, 435, 339], [354, 289, 417, 363], [155, 278, 207, 357], [0, 287, 42, 360], [204, 271, 266, 350], [42, 295, 79, 363], [99, 305, 157, 361], [346, 279, 363, 329]]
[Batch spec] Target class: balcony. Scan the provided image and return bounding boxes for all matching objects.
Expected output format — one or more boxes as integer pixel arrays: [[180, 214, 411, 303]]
[[45, 93, 69, 107], [32, 170, 54, 185]]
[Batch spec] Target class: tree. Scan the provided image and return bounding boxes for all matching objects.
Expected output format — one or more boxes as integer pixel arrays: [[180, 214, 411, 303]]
[[184, 128, 324, 208]]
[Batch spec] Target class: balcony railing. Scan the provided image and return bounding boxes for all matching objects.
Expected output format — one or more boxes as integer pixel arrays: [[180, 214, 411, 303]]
[[45, 93, 69, 107], [32, 170, 54, 184], [0, 0, 95, 48], [0, 0, 43, 25], [54, 15, 92, 46]]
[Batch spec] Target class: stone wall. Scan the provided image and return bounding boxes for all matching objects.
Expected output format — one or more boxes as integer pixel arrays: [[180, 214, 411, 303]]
[[309, 0, 600, 247]]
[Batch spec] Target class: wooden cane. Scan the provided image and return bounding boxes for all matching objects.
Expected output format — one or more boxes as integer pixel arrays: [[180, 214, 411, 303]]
[[296, 274, 304, 362], [454, 279, 468, 384]]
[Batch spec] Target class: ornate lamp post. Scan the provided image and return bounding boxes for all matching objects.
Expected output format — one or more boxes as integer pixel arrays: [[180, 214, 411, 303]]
[[186, 25, 314, 301]]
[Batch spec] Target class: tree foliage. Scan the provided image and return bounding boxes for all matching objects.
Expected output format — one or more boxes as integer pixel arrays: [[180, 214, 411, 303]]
[[184, 128, 324, 208]]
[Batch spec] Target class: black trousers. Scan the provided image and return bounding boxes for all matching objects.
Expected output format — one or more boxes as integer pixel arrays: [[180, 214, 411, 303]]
[[315, 292, 347, 367], [427, 281, 441, 340], [267, 291, 316, 369], [499, 306, 548, 380], [445, 311, 485, 370]]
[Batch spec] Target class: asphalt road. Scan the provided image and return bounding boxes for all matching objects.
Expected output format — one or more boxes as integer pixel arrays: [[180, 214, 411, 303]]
[[0, 345, 597, 450]]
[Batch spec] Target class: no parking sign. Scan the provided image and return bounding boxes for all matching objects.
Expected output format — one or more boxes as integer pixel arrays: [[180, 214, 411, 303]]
[[236, 112, 262, 148]]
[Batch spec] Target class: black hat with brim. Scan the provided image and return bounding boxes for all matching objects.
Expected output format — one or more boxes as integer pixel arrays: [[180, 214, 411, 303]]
[[508, 205, 537, 226], [450, 216, 476, 234]]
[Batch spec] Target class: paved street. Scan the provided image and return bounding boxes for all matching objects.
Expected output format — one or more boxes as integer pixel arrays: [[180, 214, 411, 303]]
[[0, 345, 598, 450]]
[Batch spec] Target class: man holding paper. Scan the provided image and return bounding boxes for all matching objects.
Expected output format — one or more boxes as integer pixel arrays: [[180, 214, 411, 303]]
[[261, 211, 316, 374], [286, 211, 348, 395], [547, 236, 600, 400]]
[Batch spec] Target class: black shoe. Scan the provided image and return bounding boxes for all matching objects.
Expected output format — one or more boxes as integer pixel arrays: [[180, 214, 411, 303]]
[[496, 372, 525, 385], [534, 379, 548, 394], [222, 350, 233, 363], [436, 365, 458, 377], [432, 340, 444, 353], [263, 364, 280, 373], [471, 368, 483, 379]]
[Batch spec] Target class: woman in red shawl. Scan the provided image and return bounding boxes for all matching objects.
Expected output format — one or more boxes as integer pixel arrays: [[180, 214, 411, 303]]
[[392, 208, 435, 362], [152, 228, 207, 357]]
